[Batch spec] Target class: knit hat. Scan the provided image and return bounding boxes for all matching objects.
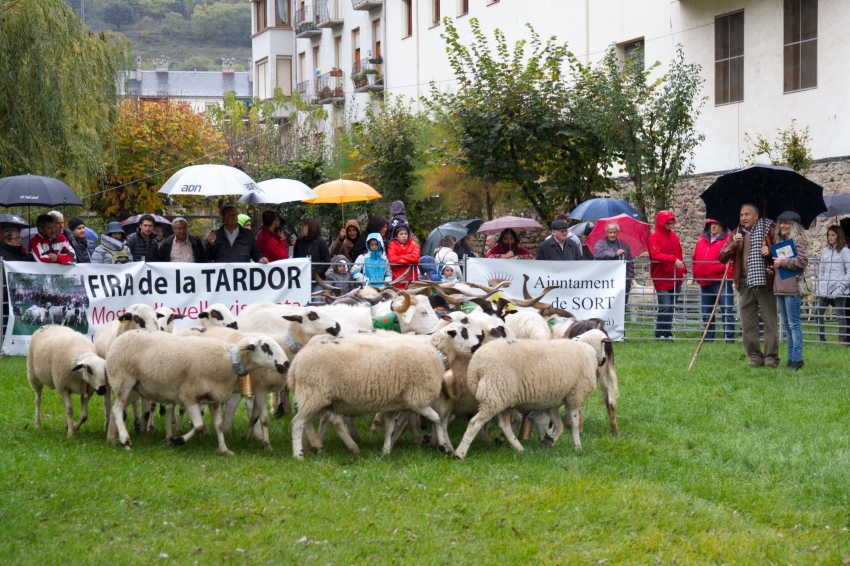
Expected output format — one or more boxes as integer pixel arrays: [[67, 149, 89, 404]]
[[68, 217, 85, 230], [392, 222, 410, 239], [238, 214, 251, 227]]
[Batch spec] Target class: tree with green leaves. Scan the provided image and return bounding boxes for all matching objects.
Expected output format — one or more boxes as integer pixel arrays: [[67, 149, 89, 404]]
[[0, 0, 129, 193], [191, 2, 250, 45], [742, 119, 812, 173], [573, 45, 706, 217], [102, 0, 135, 30], [428, 18, 612, 225]]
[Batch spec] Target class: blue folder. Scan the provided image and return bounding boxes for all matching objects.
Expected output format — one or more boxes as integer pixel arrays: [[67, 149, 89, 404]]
[[770, 239, 797, 280]]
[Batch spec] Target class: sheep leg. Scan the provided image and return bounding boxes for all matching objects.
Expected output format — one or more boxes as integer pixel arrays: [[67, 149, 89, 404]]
[[408, 413, 422, 445], [102, 386, 112, 432], [316, 413, 332, 442], [291, 409, 322, 459], [303, 421, 323, 454], [496, 411, 525, 452], [280, 387, 291, 414], [382, 411, 397, 455], [329, 414, 361, 454], [75, 393, 91, 433], [241, 398, 261, 443], [606, 403, 620, 436], [344, 416, 362, 444], [33, 384, 43, 429], [175, 405, 186, 433], [370, 412, 384, 433], [414, 406, 452, 455], [209, 403, 234, 456], [131, 398, 141, 433], [568, 408, 582, 451], [454, 411, 494, 460], [110, 396, 132, 449], [222, 393, 242, 435], [141, 398, 154, 433], [60, 390, 77, 438], [257, 397, 272, 450], [168, 404, 205, 447], [390, 413, 410, 447]]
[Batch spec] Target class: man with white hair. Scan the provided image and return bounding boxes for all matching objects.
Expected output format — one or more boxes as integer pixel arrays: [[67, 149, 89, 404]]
[[47, 210, 77, 261], [155, 217, 204, 262]]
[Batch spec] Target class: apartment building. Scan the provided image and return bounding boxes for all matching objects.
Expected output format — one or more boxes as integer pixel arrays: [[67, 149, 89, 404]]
[[253, 0, 847, 175]]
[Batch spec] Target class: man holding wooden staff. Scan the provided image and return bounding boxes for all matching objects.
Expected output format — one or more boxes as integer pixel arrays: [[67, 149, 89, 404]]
[[719, 204, 778, 368]]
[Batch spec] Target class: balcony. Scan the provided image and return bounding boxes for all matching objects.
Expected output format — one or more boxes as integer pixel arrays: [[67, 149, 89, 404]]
[[317, 71, 345, 103], [351, 59, 383, 93], [316, 0, 343, 27], [351, 0, 382, 10], [296, 80, 319, 104], [294, 5, 321, 38]]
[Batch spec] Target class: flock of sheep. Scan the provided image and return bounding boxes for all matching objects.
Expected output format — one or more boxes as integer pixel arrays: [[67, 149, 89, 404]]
[[25, 277, 621, 460]]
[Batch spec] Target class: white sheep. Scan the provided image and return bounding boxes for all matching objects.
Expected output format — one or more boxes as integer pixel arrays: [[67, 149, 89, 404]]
[[24, 305, 46, 324], [504, 311, 551, 340], [27, 326, 109, 438], [105, 330, 289, 454], [155, 307, 186, 332], [453, 330, 611, 459], [287, 323, 477, 458], [196, 302, 238, 329]]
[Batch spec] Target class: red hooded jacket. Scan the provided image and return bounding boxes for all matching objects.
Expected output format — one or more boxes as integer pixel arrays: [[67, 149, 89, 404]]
[[649, 210, 687, 291], [691, 226, 733, 286], [387, 237, 420, 289]]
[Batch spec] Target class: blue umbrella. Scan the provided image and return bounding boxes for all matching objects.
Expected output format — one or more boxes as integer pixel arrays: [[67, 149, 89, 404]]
[[569, 197, 644, 221], [85, 227, 98, 242]]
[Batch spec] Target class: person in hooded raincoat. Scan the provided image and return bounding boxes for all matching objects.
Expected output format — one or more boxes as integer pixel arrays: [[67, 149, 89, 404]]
[[324, 254, 360, 296], [692, 219, 735, 342], [331, 219, 362, 262], [441, 262, 459, 283], [649, 210, 688, 340], [387, 223, 420, 289], [352, 232, 391, 286]]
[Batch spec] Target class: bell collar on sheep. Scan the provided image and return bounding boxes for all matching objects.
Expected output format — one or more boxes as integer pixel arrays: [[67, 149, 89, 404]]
[[229, 346, 249, 376], [433, 346, 450, 370], [282, 331, 302, 354]]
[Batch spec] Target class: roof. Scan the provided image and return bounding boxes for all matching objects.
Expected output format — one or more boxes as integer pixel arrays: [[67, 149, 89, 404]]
[[122, 70, 252, 99]]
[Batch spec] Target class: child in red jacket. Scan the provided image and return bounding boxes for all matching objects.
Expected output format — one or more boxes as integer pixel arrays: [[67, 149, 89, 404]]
[[387, 223, 419, 289]]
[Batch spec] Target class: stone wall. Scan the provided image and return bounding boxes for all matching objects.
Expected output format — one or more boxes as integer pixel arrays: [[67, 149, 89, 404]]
[[491, 155, 850, 260]]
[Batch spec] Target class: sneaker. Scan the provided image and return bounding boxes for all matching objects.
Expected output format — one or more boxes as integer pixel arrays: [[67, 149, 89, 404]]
[[788, 361, 802, 371]]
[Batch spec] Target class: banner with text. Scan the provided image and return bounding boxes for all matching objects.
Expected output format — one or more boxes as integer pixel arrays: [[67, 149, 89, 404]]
[[465, 258, 626, 340], [2, 259, 310, 356]]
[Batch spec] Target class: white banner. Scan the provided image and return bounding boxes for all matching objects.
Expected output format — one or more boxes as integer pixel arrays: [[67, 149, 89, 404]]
[[465, 258, 627, 340], [2, 259, 311, 356]]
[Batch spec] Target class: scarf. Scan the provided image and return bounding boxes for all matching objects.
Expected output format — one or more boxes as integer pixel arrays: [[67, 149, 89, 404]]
[[745, 218, 773, 287]]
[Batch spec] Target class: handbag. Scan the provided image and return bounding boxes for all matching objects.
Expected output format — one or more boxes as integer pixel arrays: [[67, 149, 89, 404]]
[[797, 272, 816, 296]]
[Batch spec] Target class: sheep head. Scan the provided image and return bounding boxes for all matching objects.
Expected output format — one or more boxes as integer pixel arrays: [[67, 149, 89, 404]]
[[72, 354, 108, 396], [573, 328, 610, 366], [432, 321, 478, 360], [155, 307, 186, 332], [197, 303, 238, 329], [117, 304, 158, 333], [282, 308, 341, 340], [240, 336, 290, 374], [392, 292, 439, 334]]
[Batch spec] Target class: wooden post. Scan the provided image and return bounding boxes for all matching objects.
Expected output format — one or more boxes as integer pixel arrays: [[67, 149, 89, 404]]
[[688, 269, 730, 371]]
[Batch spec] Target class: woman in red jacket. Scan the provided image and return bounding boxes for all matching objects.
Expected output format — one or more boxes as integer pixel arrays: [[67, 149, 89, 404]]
[[649, 210, 687, 340], [387, 223, 420, 289], [692, 219, 735, 342]]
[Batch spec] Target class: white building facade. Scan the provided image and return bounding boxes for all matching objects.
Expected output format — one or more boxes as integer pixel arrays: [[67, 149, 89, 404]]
[[253, 0, 847, 175]]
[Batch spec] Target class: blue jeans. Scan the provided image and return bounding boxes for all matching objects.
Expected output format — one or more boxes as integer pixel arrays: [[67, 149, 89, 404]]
[[700, 281, 735, 340], [776, 294, 803, 362], [655, 285, 681, 338]]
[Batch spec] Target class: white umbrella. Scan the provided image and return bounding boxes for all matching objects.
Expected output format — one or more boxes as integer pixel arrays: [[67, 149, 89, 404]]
[[238, 178, 318, 204], [157, 165, 259, 197]]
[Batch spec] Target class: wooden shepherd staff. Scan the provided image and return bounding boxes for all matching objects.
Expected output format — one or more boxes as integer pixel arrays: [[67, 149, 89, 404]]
[[689, 226, 738, 371]]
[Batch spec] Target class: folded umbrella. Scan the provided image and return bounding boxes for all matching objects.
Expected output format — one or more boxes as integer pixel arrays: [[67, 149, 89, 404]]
[[585, 214, 650, 257], [700, 164, 827, 229], [477, 215, 544, 234], [569, 197, 644, 221]]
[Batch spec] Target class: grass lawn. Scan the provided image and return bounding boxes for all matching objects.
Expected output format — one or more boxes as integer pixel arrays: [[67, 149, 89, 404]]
[[2, 340, 849, 564]]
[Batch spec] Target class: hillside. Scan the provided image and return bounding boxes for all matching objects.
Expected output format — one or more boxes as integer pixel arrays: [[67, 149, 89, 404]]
[[66, 0, 252, 72]]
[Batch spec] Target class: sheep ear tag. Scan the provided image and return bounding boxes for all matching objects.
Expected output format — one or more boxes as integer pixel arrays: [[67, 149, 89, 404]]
[[400, 307, 416, 324]]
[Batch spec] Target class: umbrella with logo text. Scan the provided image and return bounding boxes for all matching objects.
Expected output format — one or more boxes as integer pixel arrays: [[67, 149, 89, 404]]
[[0, 174, 84, 207], [158, 165, 259, 197], [239, 178, 318, 204]]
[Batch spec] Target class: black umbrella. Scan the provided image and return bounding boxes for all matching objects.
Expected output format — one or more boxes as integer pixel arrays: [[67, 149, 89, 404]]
[[0, 174, 84, 207], [569, 221, 595, 237], [0, 213, 29, 231], [457, 218, 482, 233], [700, 164, 827, 230]]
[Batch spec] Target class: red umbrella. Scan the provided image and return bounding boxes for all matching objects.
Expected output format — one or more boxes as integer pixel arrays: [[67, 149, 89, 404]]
[[477, 215, 544, 234], [585, 213, 651, 257]]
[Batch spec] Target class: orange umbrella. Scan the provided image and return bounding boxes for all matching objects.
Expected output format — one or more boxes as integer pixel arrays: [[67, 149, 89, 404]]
[[304, 179, 382, 222]]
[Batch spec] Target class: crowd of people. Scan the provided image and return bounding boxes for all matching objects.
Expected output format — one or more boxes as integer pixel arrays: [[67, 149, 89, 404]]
[[2, 201, 849, 368]]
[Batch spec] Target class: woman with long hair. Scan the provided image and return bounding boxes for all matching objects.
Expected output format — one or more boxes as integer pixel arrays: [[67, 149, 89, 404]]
[[485, 228, 533, 260], [816, 225, 850, 343], [771, 211, 809, 370]]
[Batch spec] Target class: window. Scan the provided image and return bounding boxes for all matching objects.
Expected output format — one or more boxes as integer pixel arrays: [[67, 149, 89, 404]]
[[622, 39, 644, 70], [335, 36, 342, 69], [276, 58, 292, 96], [255, 0, 268, 32], [784, 0, 817, 92], [298, 52, 306, 82], [459, 0, 468, 16], [257, 59, 269, 99], [313, 45, 320, 74], [373, 19, 381, 59], [352, 28, 361, 64], [402, 0, 412, 38], [715, 10, 744, 105], [432, 0, 440, 25], [274, 0, 289, 26]]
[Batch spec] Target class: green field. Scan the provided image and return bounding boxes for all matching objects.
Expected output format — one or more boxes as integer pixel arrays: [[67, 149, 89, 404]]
[[2, 341, 849, 564]]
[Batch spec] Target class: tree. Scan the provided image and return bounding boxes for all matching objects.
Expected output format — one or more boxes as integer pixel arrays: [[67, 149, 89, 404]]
[[102, 0, 135, 30], [742, 119, 812, 173], [191, 2, 250, 45], [160, 11, 185, 39], [573, 45, 706, 217], [0, 0, 129, 193], [428, 18, 612, 225], [89, 99, 226, 219]]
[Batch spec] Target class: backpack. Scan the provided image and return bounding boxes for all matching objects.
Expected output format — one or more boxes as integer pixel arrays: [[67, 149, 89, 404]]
[[110, 246, 131, 264]]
